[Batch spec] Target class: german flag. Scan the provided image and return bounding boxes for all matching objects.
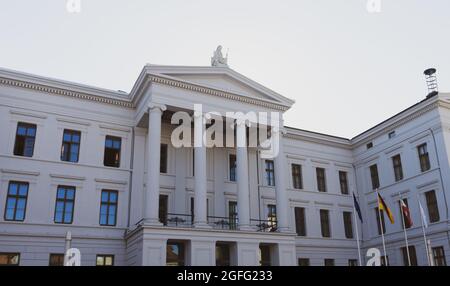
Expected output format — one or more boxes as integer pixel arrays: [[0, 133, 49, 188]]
[[378, 193, 394, 224]]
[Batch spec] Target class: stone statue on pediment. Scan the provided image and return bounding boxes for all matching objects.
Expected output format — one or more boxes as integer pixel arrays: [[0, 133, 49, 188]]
[[211, 45, 228, 67]]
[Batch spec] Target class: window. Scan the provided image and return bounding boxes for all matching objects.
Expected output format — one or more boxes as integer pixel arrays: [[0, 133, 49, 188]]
[[388, 131, 396, 139], [339, 171, 349, 195], [401, 246, 418, 266], [0, 253, 20, 265], [392, 154, 404, 181], [267, 204, 277, 230], [324, 259, 335, 266], [49, 254, 64, 266], [103, 136, 121, 167], [291, 164, 303, 189], [229, 154, 236, 182], [425, 190, 440, 223], [159, 194, 168, 225], [265, 160, 275, 186], [343, 211, 354, 239], [432, 246, 447, 266], [320, 209, 331, 238], [259, 245, 271, 266], [54, 186, 75, 224], [166, 242, 185, 266], [14, 122, 37, 157], [4, 181, 29, 221], [398, 198, 411, 229], [99, 190, 118, 226], [228, 201, 238, 230], [366, 142, 373, 149], [298, 258, 310, 266], [190, 197, 195, 225], [294, 207, 306, 236], [316, 168, 326, 192], [348, 259, 358, 266], [61, 129, 81, 162], [375, 207, 386, 235], [160, 144, 168, 173], [370, 164, 380, 190], [216, 243, 231, 266], [417, 144, 431, 172], [96, 255, 114, 266], [380, 255, 389, 266]]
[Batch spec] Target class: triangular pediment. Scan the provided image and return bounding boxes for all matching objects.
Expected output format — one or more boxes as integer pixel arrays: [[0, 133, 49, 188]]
[[144, 65, 294, 107]]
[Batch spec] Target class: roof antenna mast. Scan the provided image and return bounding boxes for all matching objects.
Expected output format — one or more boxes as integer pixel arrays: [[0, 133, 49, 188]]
[[423, 68, 439, 98]]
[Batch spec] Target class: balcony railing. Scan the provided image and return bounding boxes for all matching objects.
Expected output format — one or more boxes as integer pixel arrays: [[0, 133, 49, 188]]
[[164, 213, 194, 227], [250, 219, 278, 232], [207, 216, 239, 230]]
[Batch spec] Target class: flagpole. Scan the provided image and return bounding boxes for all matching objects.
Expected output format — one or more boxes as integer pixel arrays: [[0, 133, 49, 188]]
[[353, 203, 362, 266], [399, 193, 411, 266], [376, 191, 388, 266], [417, 195, 431, 266]]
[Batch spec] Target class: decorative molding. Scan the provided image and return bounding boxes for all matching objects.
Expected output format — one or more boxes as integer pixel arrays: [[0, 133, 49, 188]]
[[384, 144, 404, 155], [0, 169, 40, 176], [49, 174, 86, 181], [99, 124, 131, 133], [310, 159, 330, 165], [9, 109, 48, 119], [94, 178, 128, 185], [314, 201, 334, 207], [56, 117, 91, 126], [416, 179, 440, 190]]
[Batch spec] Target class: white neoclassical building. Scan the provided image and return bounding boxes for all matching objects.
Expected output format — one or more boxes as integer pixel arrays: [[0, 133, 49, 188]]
[[0, 60, 449, 266]]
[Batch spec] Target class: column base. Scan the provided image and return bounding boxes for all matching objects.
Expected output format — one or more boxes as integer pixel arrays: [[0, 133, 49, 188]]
[[141, 218, 163, 226], [194, 222, 212, 229]]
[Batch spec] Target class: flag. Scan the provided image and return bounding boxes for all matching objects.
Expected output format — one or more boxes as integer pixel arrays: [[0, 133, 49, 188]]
[[353, 193, 363, 223], [378, 193, 395, 224], [400, 199, 413, 228], [419, 201, 428, 228]]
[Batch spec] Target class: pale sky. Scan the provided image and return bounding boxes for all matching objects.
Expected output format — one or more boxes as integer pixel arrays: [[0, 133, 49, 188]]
[[0, 0, 449, 138]]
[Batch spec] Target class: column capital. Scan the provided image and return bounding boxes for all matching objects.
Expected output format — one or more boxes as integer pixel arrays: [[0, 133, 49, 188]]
[[148, 103, 167, 113]]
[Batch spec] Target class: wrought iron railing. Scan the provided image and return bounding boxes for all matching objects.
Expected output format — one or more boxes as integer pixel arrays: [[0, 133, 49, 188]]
[[164, 213, 194, 227], [207, 216, 239, 230], [250, 219, 278, 232]]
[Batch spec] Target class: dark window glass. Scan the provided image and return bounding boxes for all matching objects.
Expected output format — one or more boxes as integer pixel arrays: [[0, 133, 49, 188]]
[[267, 205, 277, 230], [96, 255, 114, 266], [99, 190, 118, 226], [388, 131, 396, 139], [14, 122, 36, 157], [380, 256, 389, 266], [166, 242, 185, 266], [216, 244, 231, 266], [0, 253, 20, 265], [159, 194, 168, 225], [294, 207, 306, 236], [103, 136, 121, 167], [228, 201, 238, 230], [298, 258, 310, 266], [375, 207, 386, 235], [343, 211, 354, 239], [229, 154, 236, 182], [316, 168, 326, 192], [54, 186, 75, 224], [292, 164, 303, 189], [265, 160, 275, 186], [432, 246, 447, 266], [339, 171, 349, 194], [61, 129, 81, 162], [190, 197, 195, 225], [160, 144, 168, 173], [392, 154, 404, 181], [324, 259, 335, 266], [320, 209, 331, 238], [49, 254, 64, 266], [259, 245, 271, 266], [425, 190, 440, 223], [4, 181, 29, 221], [348, 259, 358, 266], [366, 142, 373, 149], [418, 144, 431, 172], [401, 246, 418, 266], [370, 164, 380, 190]]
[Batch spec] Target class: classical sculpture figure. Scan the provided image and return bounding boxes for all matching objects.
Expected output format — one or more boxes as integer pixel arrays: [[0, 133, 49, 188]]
[[211, 45, 228, 67]]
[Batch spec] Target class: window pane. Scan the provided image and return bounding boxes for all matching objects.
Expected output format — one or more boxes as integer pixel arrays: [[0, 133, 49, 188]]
[[8, 183, 18, 195]]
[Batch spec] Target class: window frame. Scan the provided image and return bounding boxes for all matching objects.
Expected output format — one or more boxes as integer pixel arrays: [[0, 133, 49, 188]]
[[48, 253, 65, 266], [392, 154, 404, 182], [370, 164, 380, 190], [13, 122, 37, 157], [343, 211, 354, 239], [54, 185, 76, 224], [291, 164, 303, 189], [96, 254, 115, 266], [264, 160, 275, 186], [99, 190, 118, 226], [417, 143, 431, 172], [0, 253, 20, 266], [229, 154, 236, 182], [316, 167, 327, 192], [160, 144, 168, 174], [294, 207, 306, 236], [339, 171, 349, 195], [4, 181, 29, 222], [320, 209, 331, 238], [103, 135, 121, 168], [432, 246, 447, 266], [425, 190, 440, 223], [60, 129, 81, 163]]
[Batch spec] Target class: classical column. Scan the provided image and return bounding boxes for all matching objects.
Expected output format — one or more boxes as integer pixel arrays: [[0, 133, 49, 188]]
[[273, 127, 290, 232], [236, 119, 251, 230], [144, 103, 166, 225], [193, 110, 209, 227]]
